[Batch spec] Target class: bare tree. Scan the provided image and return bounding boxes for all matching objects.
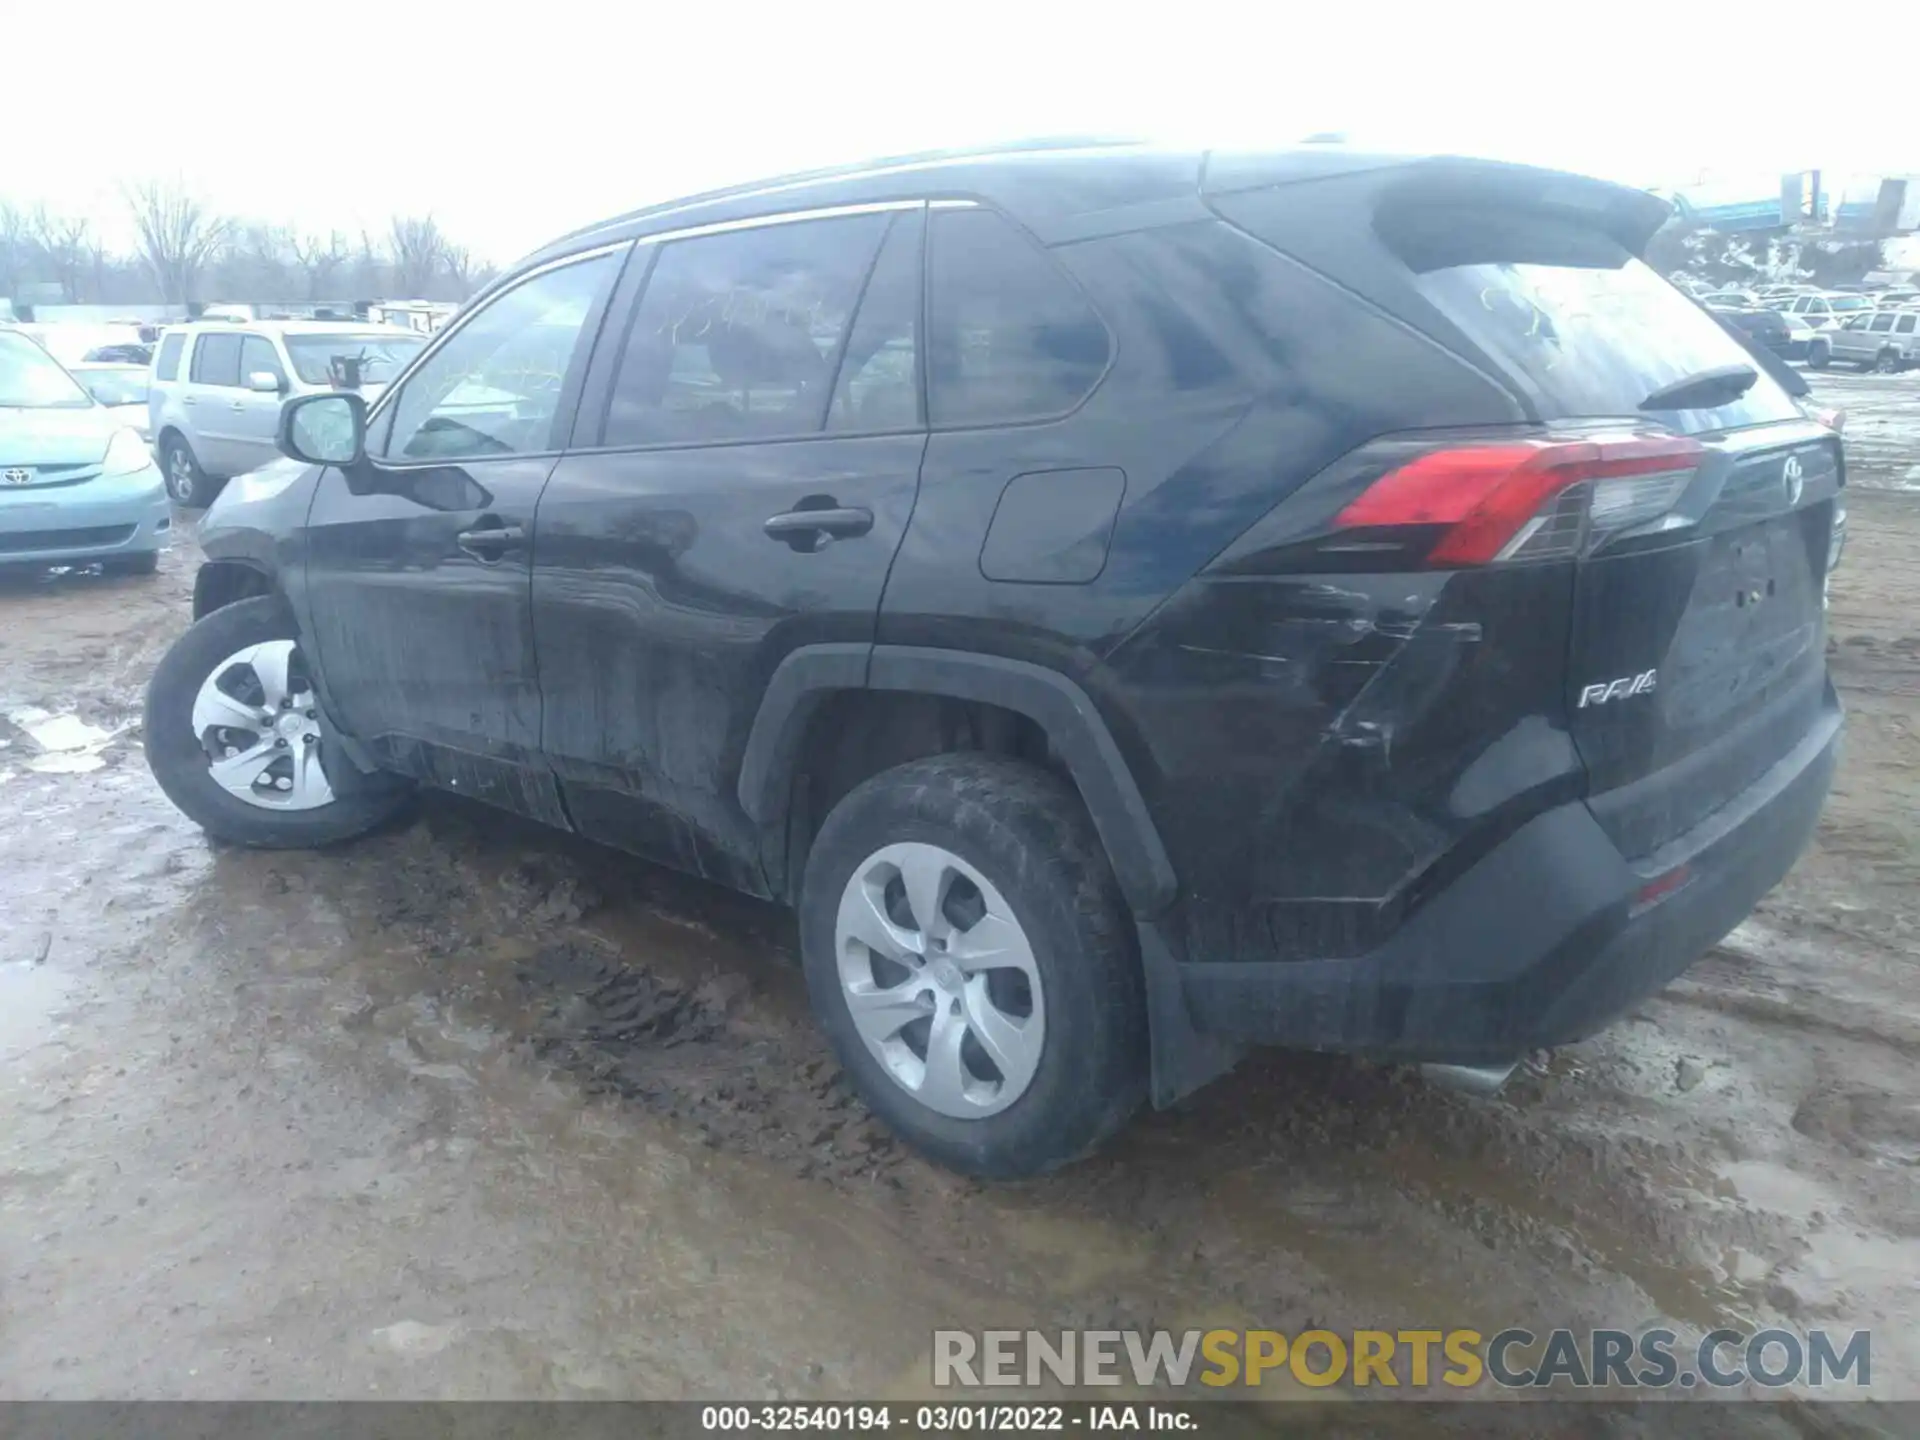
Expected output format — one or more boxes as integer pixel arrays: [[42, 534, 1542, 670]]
[[125, 179, 233, 304], [0, 201, 31, 300], [215, 224, 297, 302], [290, 229, 349, 299], [442, 243, 498, 299], [30, 206, 92, 302], [388, 214, 447, 296]]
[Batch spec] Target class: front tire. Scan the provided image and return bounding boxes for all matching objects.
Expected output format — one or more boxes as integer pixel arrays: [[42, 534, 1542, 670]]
[[144, 595, 411, 847], [799, 754, 1146, 1178], [160, 434, 221, 508], [1807, 340, 1830, 369]]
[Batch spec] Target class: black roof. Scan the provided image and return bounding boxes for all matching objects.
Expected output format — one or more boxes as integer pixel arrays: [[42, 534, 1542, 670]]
[[504, 139, 1670, 283]]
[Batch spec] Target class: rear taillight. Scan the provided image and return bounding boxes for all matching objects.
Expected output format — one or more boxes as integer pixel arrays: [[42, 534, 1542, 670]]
[[1812, 405, 1845, 432], [1334, 435, 1704, 567]]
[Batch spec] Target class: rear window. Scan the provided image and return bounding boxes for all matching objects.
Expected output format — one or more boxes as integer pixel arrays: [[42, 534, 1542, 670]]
[[1388, 211, 1802, 433], [155, 332, 184, 381]]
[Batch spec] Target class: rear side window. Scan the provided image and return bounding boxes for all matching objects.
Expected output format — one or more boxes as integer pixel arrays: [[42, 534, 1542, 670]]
[[1387, 210, 1802, 433], [1897, 314, 1917, 335], [1868, 313, 1897, 332], [828, 210, 923, 433], [190, 332, 242, 386], [155, 332, 184, 381], [604, 212, 888, 447], [927, 208, 1110, 427]]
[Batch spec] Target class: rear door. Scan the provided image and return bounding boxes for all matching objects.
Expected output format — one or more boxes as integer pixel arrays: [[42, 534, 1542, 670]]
[[532, 204, 927, 894], [1896, 311, 1920, 360], [1402, 222, 1839, 859]]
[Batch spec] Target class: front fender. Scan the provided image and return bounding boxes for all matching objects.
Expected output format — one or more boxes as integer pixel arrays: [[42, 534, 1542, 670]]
[[193, 459, 321, 618]]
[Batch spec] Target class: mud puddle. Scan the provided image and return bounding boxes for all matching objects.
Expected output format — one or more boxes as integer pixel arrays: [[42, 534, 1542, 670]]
[[2, 502, 1917, 1406]]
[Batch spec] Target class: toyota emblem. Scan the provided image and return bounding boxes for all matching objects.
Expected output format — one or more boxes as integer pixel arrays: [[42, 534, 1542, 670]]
[[1782, 454, 1804, 507], [1, 467, 30, 486]]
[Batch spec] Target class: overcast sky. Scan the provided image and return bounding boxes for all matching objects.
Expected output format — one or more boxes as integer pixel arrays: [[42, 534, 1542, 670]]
[[10, 0, 1914, 264]]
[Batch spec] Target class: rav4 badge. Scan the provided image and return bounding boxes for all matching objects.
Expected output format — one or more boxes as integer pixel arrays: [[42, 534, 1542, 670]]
[[1579, 670, 1658, 708]]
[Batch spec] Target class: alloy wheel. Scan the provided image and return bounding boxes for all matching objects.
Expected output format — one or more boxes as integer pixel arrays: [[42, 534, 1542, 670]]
[[165, 445, 196, 503], [834, 841, 1044, 1118], [189, 640, 335, 810]]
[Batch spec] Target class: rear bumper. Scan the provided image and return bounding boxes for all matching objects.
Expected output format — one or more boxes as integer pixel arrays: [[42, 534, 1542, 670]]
[[1179, 686, 1841, 1063], [0, 464, 172, 564]]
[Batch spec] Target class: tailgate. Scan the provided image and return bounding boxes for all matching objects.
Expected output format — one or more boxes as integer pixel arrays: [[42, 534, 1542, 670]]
[[1572, 428, 1840, 857]]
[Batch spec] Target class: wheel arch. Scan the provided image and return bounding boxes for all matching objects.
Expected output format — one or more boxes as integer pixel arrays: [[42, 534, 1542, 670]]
[[192, 559, 278, 620], [740, 644, 1177, 920]]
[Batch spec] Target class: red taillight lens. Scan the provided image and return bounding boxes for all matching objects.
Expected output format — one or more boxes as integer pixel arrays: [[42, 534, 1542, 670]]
[[1335, 435, 1704, 567], [1812, 405, 1845, 433]]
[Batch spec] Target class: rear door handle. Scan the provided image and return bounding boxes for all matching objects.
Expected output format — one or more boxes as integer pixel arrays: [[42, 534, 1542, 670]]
[[456, 523, 527, 560], [763, 506, 874, 546]]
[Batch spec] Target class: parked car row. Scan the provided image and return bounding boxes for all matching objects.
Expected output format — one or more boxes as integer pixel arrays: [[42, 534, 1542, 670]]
[[0, 328, 171, 575]]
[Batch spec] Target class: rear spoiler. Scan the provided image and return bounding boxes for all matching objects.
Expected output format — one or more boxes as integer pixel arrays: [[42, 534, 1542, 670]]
[[1202, 151, 1674, 258]]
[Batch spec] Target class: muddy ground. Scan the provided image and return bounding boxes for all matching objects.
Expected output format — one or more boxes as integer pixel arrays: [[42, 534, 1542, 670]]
[[2, 373, 1916, 1418]]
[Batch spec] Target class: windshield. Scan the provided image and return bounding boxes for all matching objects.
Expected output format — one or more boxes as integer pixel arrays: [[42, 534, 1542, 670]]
[[0, 332, 92, 408], [282, 333, 426, 386], [69, 367, 150, 406], [1827, 296, 1873, 313]]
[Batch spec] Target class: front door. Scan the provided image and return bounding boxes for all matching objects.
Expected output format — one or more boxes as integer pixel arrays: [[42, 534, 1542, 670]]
[[533, 205, 927, 894], [301, 245, 626, 823], [184, 329, 248, 475], [227, 333, 290, 475]]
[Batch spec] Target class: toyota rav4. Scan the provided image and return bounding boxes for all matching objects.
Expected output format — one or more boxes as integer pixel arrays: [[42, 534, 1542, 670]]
[[143, 144, 1845, 1177]]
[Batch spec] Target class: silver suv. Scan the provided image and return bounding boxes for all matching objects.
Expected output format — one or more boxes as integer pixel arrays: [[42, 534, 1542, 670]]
[[1826, 308, 1920, 373], [149, 321, 427, 505]]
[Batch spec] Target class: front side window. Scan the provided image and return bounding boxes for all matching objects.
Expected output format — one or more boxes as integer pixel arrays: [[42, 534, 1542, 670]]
[[155, 332, 185, 381], [382, 251, 617, 461], [604, 211, 888, 447], [927, 208, 1111, 427], [1845, 315, 1872, 330], [240, 335, 286, 386], [190, 332, 242, 387], [0, 332, 90, 408]]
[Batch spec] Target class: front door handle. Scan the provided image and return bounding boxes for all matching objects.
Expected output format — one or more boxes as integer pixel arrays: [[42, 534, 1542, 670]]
[[456, 522, 527, 560], [763, 505, 873, 551]]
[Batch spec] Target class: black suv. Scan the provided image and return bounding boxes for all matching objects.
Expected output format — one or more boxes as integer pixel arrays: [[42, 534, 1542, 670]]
[[145, 144, 1844, 1177]]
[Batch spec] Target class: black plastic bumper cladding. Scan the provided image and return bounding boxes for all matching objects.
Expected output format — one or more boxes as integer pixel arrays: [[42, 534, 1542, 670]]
[[1177, 691, 1839, 1062]]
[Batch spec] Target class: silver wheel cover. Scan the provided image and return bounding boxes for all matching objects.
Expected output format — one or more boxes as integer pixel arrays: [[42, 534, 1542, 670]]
[[835, 841, 1044, 1119], [190, 639, 335, 811]]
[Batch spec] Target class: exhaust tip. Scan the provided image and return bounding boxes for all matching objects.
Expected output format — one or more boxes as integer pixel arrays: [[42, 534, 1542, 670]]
[[1418, 1061, 1517, 1098]]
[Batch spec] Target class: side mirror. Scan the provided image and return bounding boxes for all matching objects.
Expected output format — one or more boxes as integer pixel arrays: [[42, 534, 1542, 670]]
[[246, 370, 285, 393], [278, 391, 367, 467]]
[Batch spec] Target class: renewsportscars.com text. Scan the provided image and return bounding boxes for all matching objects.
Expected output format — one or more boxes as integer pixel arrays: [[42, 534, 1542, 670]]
[[932, 1327, 1872, 1392]]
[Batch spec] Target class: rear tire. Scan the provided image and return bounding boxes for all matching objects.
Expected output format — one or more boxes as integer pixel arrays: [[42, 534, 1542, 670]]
[[160, 434, 221, 509], [1874, 349, 1902, 374], [144, 595, 411, 847], [798, 753, 1147, 1178]]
